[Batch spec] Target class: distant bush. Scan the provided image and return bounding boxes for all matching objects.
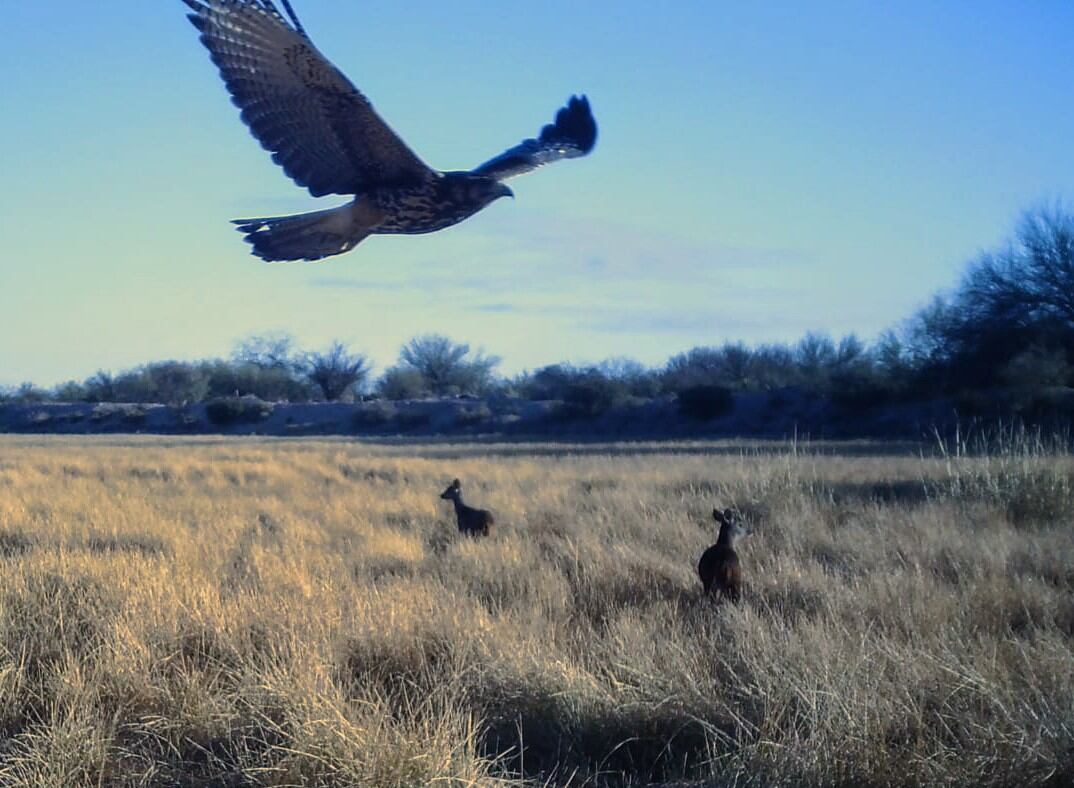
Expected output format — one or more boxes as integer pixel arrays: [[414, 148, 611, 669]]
[[377, 367, 430, 400], [352, 401, 398, 430], [109, 362, 208, 406], [664, 344, 758, 391], [7, 383, 52, 404], [121, 406, 148, 428], [52, 381, 88, 402], [86, 404, 148, 427], [29, 411, 52, 427], [303, 341, 372, 402], [231, 332, 300, 371], [455, 403, 493, 429], [516, 364, 577, 401], [559, 373, 629, 419], [676, 384, 734, 421], [395, 334, 500, 396], [829, 371, 892, 413], [201, 360, 315, 403], [205, 397, 273, 427], [394, 410, 432, 431]]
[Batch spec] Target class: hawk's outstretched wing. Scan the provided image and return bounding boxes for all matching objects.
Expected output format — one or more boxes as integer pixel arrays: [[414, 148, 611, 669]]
[[470, 96, 598, 181], [183, 0, 433, 197]]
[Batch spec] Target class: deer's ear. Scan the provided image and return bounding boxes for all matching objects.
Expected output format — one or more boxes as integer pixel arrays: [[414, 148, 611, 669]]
[[452, 479, 461, 489], [724, 508, 735, 521], [713, 508, 725, 524]]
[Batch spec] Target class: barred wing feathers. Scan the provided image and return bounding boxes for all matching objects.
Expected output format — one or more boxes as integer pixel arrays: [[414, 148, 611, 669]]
[[471, 95, 598, 181], [182, 0, 432, 197]]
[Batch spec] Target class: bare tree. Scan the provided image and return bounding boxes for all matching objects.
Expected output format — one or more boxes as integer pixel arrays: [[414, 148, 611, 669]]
[[396, 335, 500, 396], [233, 332, 299, 371], [961, 207, 1074, 329], [304, 341, 372, 401]]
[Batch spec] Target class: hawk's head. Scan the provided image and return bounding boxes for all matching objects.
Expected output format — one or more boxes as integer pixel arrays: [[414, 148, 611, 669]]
[[445, 174, 514, 210]]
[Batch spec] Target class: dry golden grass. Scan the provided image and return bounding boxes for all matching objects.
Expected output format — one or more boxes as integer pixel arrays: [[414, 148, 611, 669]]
[[0, 434, 1071, 787]]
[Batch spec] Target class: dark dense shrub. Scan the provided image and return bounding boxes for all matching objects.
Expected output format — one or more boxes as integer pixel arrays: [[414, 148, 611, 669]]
[[455, 403, 494, 429], [516, 361, 657, 404], [676, 384, 734, 421], [596, 358, 663, 397], [52, 381, 88, 402], [664, 343, 757, 390], [518, 364, 580, 401], [352, 401, 398, 430], [394, 410, 433, 431], [829, 370, 893, 413], [109, 362, 208, 406], [205, 397, 273, 427], [5, 383, 52, 404], [121, 407, 147, 428], [559, 374, 629, 419], [202, 360, 315, 403]]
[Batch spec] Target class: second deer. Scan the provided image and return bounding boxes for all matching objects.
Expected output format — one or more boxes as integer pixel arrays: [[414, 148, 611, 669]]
[[440, 479, 494, 537], [698, 507, 750, 602]]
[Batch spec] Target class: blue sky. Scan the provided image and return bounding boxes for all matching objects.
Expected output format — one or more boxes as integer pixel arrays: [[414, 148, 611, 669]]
[[2, 1, 1073, 386]]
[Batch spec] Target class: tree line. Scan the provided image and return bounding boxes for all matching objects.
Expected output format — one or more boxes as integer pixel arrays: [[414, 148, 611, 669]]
[[4, 205, 1074, 421]]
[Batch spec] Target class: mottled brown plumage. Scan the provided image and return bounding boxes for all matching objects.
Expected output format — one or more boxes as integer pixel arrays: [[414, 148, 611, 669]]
[[180, 0, 598, 262]]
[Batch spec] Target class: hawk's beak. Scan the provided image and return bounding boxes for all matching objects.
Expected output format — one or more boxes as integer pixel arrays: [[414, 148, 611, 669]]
[[499, 184, 515, 200]]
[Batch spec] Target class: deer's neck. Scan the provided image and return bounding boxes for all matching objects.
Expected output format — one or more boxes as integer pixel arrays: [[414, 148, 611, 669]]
[[717, 525, 736, 548]]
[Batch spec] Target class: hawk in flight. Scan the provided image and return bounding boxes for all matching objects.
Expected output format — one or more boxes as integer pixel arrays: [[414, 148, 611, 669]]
[[181, 0, 598, 262]]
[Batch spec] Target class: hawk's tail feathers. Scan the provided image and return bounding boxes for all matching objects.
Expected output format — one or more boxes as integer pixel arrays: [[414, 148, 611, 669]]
[[232, 203, 372, 263]]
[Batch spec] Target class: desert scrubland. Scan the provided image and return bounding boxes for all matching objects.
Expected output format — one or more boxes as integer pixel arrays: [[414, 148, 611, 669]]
[[0, 434, 1071, 787]]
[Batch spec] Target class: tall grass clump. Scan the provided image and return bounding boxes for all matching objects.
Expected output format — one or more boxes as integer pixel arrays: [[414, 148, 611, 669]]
[[931, 422, 1074, 526]]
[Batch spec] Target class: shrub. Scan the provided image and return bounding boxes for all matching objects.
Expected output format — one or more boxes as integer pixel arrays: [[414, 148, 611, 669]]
[[932, 424, 1074, 526], [395, 335, 500, 396], [676, 384, 734, 421], [201, 360, 315, 403], [829, 372, 892, 413], [121, 405, 148, 427], [516, 364, 577, 401], [353, 401, 398, 430], [205, 397, 273, 427], [558, 373, 629, 419], [303, 341, 372, 402], [378, 367, 430, 400], [394, 410, 432, 431], [52, 381, 88, 402], [10, 383, 51, 404], [454, 403, 493, 429], [111, 362, 208, 406]]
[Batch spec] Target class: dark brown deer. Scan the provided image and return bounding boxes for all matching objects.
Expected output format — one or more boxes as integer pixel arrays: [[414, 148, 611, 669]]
[[440, 479, 494, 537], [698, 508, 750, 602]]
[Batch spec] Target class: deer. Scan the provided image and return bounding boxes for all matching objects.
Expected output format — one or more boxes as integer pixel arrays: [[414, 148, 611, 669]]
[[698, 507, 750, 602], [439, 479, 494, 537]]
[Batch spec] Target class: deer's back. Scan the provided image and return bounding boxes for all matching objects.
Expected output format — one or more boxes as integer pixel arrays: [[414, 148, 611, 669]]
[[458, 505, 493, 536]]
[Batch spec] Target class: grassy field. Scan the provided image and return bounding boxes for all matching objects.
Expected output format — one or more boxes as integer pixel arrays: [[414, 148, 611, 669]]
[[0, 434, 1071, 787]]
